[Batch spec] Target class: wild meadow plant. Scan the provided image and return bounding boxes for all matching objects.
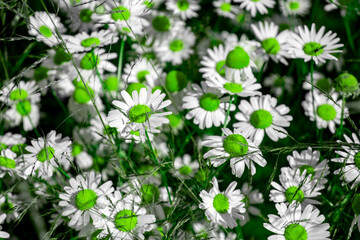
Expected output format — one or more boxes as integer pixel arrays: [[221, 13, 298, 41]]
[[0, 0, 360, 239]]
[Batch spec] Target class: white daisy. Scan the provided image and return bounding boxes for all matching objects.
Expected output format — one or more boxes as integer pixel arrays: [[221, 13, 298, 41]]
[[182, 82, 235, 130], [165, 0, 200, 20], [0, 214, 9, 239], [303, 71, 333, 93], [251, 21, 291, 65], [279, 0, 311, 16], [263, 73, 294, 97], [239, 182, 264, 226], [164, 70, 189, 94], [22, 130, 72, 178], [287, 23, 344, 65], [213, 0, 240, 19], [234, 0, 275, 17], [59, 171, 114, 230], [107, 88, 172, 138], [173, 154, 199, 179], [287, 147, 330, 189], [65, 1, 103, 32], [74, 48, 117, 74], [0, 149, 21, 178], [199, 177, 246, 229], [28, 11, 66, 47], [0, 132, 26, 155], [302, 91, 347, 134], [234, 94, 293, 145], [71, 142, 93, 170], [0, 80, 40, 105], [154, 27, 195, 65], [264, 202, 330, 240], [270, 167, 322, 206], [202, 128, 266, 178], [332, 132, 360, 189], [199, 44, 230, 80]]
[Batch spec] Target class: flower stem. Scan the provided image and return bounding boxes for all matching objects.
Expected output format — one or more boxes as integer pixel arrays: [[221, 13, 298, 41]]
[[222, 95, 233, 134], [116, 35, 125, 98], [310, 60, 319, 138], [338, 96, 346, 138]]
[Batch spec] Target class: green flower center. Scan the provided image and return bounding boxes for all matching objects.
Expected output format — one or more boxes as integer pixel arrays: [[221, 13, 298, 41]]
[[0, 156, 16, 169], [73, 86, 94, 104], [316, 78, 332, 92], [0, 202, 14, 214], [169, 40, 184, 52], [152, 16, 171, 32], [126, 83, 147, 95], [130, 130, 140, 136], [352, 193, 360, 215], [54, 48, 72, 65], [223, 134, 249, 157], [0, 143, 7, 150], [167, 114, 182, 128], [223, 82, 243, 93], [354, 152, 360, 169], [303, 42, 323, 56], [199, 93, 220, 112], [114, 209, 137, 232], [111, 6, 130, 21], [250, 109, 273, 129], [334, 73, 359, 93], [128, 104, 152, 123], [220, 3, 232, 12], [34, 66, 49, 81], [274, 77, 285, 87], [317, 104, 336, 121], [75, 189, 98, 211], [285, 186, 305, 203], [289, 1, 300, 10], [16, 100, 31, 116], [213, 193, 229, 214], [144, 1, 154, 8], [80, 53, 100, 70], [10, 89, 28, 101], [215, 60, 226, 76], [39, 25, 52, 38], [137, 70, 150, 83], [81, 37, 101, 48], [262, 38, 280, 55], [166, 70, 187, 93], [284, 224, 307, 240], [140, 184, 160, 203], [72, 143, 83, 157], [37, 146, 55, 162], [299, 165, 315, 179], [179, 165, 192, 175], [11, 144, 26, 156], [104, 76, 119, 91], [79, 9, 93, 22], [237, 13, 245, 23], [225, 47, 250, 69], [177, 0, 189, 11]]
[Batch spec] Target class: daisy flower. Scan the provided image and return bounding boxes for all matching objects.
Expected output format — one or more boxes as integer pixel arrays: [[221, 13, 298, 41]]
[[154, 27, 195, 65], [199, 177, 246, 229], [107, 88, 172, 138], [287, 23, 344, 65], [0, 214, 9, 239], [202, 128, 266, 178], [165, 0, 200, 20], [71, 142, 93, 170], [213, 0, 240, 19], [287, 147, 329, 188], [234, 0, 275, 17], [0, 80, 40, 105], [264, 202, 330, 240], [332, 132, 360, 189], [182, 82, 235, 130], [302, 91, 347, 133], [28, 11, 66, 47], [0, 132, 26, 155], [303, 71, 333, 93], [74, 48, 117, 74], [173, 154, 199, 179], [0, 149, 21, 178], [263, 73, 294, 97], [2, 100, 40, 131], [270, 167, 323, 206], [22, 130, 72, 179], [239, 182, 264, 226], [251, 21, 291, 65], [279, 0, 311, 16], [234, 94, 293, 145], [165, 70, 189, 93], [334, 72, 360, 98], [59, 171, 114, 230], [199, 44, 230, 80], [65, 30, 119, 53]]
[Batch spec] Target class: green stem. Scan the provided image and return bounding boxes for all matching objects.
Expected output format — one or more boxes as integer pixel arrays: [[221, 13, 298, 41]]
[[339, 96, 346, 137], [116, 35, 125, 99], [310, 60, 319, 138], [345, 13, 355, 53], [222, 95, 233, 134]]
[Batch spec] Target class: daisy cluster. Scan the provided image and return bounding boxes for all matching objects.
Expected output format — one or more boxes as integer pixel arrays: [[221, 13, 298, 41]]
[[0, 0, 360, 239]]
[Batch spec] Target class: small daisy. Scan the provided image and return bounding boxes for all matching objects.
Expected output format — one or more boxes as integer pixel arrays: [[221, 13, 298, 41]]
[[165, 0, 200, 20], [263, 73, 294, 97], [107, 88, 172, 138], [287, 147, 330, 188], [28, 11, 66, 47], [71, 142, 93, 170], [182, 82, 235, 130], [202, 128, 266, 178], [234, 95, 293, 145], [74, 48, 117, 74], [264, 202, 330, 240], [154, 27, 195, 65], [0, 214, 9, 239], [173, 154, 199, 179], [234, 0, 276, 17], [0, 80, 40, 105], [302, 91, 347, 133], [334, 72, 360, 98], [199, 176, 246, 229], [251, 21, 291, 65], [199, 44, 230, 80], [332, 132, 360, 189], [59, 171, 114, 230], [270, 167, 322, 206], [279, 0, 311, 16], [287, 23, 344, 65], [0, 149, 21, 178], [239, 182, 264, 226], [0, 132, 26, 154], [213, 0, 240, 19], [303, 71, 333, 93], [65, 30, 119, 53], [22, 130, 72, 179]]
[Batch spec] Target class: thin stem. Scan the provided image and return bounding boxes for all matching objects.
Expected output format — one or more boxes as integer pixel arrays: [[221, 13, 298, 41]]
[[339, 96, 346, 137], [116, 35, 125, 99], [222, 95, 233, 135], [310, 60, 319, 138]]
